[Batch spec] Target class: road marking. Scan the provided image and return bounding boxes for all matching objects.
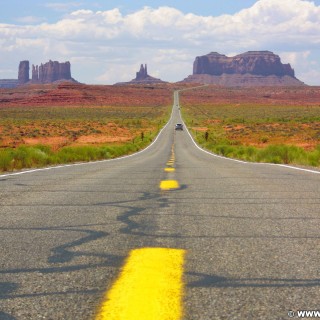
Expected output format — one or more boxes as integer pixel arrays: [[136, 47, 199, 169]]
[[175, 90, 320, 175], [96, 248, 185, 320], [160, 180, 180, 190], [165, 168, 175, 172], [183, 123, 320, 174]]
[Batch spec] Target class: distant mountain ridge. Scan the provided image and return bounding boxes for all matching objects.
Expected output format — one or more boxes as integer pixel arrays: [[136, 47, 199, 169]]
[[183, 51, 305, 86]]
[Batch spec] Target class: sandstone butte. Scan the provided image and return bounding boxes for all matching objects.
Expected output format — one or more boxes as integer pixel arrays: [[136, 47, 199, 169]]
[[0, 50, 312, 89], [182, 51, 306, 87], [0, 60, 76, 88], [115, 64, 167, 85]]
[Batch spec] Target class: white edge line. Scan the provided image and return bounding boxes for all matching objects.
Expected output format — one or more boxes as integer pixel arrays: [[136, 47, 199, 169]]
[[180, 114, 320, 175], [0, 105, 175, 178]]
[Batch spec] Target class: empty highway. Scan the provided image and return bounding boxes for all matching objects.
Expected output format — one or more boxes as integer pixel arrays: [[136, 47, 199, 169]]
[[1, 96, 320, 319]]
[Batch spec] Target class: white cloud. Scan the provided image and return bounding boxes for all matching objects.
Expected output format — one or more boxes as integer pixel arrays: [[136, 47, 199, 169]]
[[15, 16, 46, 24], [279, 51, 311, 66], [96, 64, 137, 84], [299, 68, 320, 85], [0, 0, 320, 84]]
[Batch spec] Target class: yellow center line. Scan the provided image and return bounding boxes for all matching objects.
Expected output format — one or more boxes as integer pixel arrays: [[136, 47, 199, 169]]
[[162, 143, 179, 189], [96, 248, 185, 320], [160, 180, 180, 190]]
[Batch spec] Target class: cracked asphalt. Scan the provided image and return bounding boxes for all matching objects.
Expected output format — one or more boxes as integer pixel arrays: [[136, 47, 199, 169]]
[[1, 104, 320, 319]]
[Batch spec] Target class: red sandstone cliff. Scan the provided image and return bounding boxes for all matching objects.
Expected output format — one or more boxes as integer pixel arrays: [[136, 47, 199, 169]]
[[183, 51, 305, 86], [18, 61, 30, 85], [31, 60, 73, 84]]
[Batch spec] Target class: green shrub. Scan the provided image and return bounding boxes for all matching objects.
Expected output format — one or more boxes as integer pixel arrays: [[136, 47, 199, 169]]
[[0, 128, 160, 172], [190, 126, 319, 167], [0, 150, 13, 171]]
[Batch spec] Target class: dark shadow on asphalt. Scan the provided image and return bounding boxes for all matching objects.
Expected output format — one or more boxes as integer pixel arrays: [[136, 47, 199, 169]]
[[0, 287, 101, 300], [0, 311, 17, 320], [187, 272, 320, 288], [0, 282, 19, 298], [0, 223, 125, 302]]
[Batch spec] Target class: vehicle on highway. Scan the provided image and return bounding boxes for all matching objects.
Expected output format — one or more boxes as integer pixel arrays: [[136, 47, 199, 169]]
[[175, 123, 183, 131]]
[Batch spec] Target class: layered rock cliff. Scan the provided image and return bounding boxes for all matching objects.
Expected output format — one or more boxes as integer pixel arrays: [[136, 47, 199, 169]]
[[18, 61, 30, 85], [1, 60, 75, 88], [184, 51, 304, 86], [32, 60, 72, 83]]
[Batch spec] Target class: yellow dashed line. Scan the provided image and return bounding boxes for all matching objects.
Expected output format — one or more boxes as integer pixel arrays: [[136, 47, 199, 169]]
[[96, 248, 185, 320], [162, 143, 179, 188], [160, 180, 180, 190]]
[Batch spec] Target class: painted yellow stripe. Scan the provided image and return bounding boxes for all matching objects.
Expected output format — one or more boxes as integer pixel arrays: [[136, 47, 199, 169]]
[[164, 167, 175, 172], [160, 180, 179, 190], [96, 248, 185, 320]]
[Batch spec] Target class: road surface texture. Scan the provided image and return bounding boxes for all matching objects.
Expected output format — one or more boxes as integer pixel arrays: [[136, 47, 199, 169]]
[[1, 101, 320, 319]]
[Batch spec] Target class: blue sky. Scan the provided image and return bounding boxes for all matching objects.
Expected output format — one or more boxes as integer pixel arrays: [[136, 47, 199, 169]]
[[0, 1, 262, 22], [1, 0, 320, 84]]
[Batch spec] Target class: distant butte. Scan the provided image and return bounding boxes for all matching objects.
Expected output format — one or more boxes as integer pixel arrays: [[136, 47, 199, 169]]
[[31, 60, 74, 84], [182, 51, 305, 86], [0, 60, 77, 88], [115, 64, 167, 85]]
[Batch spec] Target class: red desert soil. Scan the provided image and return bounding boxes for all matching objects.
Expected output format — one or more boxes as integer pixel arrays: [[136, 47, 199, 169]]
[[178, 85, 320, 106], [1, 83, 319, 149], [1, 82, 320, 107], [0, 83, 174, 107]]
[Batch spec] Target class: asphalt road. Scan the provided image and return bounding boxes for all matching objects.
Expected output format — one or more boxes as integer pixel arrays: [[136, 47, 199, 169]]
[[1, 101, 320, 320]]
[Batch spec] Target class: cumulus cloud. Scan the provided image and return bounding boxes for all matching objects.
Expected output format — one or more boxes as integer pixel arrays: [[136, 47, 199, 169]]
[[15, 16, 46, 24], [0, 0, 319, 84]]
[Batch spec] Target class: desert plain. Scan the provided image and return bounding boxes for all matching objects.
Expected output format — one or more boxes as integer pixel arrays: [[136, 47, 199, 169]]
[[0, 82, 319, 171]]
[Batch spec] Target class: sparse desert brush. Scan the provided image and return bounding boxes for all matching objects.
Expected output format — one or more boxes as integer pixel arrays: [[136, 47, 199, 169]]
[[0, 104, 170, 172], [0, 130, 159, 172], [182, 102, 320, 167]]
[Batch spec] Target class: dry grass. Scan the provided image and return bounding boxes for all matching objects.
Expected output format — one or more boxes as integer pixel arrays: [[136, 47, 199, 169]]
[[180, 86, 320, 166]]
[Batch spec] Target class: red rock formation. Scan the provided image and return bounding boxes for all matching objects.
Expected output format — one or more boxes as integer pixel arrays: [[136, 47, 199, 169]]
[[33, 60, 72, 83], [193, 51, 295, 77], [18, 61, 30, 85], [136, 64, 148, 80], [184, 51, 305, 86], [183, 73, 305, 87], [32, 65, 39, 82], [116, 64, 166, 85]]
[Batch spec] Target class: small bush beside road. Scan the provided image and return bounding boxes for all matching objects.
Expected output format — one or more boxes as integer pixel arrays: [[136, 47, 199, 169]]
[[181, 98, 320, 167]]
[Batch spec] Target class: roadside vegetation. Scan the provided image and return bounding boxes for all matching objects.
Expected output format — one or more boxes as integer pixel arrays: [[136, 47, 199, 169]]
[[0, 105, 170, 172], [181, 104, 320, 167]]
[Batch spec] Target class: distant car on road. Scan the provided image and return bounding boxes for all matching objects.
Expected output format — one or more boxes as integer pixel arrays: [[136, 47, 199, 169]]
[[175, 123, 183, 131]]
